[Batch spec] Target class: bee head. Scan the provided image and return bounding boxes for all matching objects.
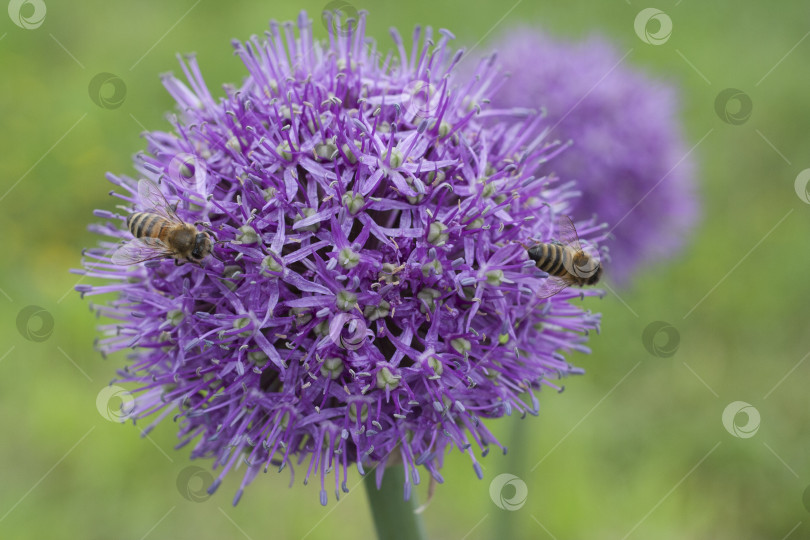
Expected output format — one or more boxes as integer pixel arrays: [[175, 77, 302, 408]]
[[571, 251, 602, 284], [191, 232, 213, 261], [585, 262, 602, 285]]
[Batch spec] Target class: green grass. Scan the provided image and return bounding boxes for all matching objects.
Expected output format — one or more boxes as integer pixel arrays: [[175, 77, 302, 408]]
[[1, 0, 809, 538]]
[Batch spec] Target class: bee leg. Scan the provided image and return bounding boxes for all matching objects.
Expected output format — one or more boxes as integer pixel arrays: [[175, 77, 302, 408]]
[[174, 259, 182, 267]]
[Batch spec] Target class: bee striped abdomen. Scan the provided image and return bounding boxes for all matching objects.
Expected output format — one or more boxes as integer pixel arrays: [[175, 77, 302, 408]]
[[530, 243, 570, 277], [128, 212, 166, 240]]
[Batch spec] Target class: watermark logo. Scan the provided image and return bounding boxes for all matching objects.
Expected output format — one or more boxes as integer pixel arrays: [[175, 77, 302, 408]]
[[16, 305, 54, 342], [634, 8, 672, 45], [168, 152, 206, 193], [329, 313, 368, 351], [714, 88, 753, 125], [641, 321, 680, 358], [489, 473, 528, 511], [88, 73, 127, 110], [721, 401, 760, 438], [794, 169, 810, 204], [96, 385, 135, 422], [321, 1, 358, 38], [8, 0, 46, 29], [564, 244, 601, 281], [402, 80, 440, 122], [177, 466, 214, 502]]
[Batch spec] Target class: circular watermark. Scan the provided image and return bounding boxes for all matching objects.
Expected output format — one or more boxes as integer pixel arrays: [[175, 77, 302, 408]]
[[563, 245, 601, 281], [321, 1, 358, 38], [167, 151, 206, 192], [721, 401, 760, 438], [16, 305, 54, 342], [96, 385, 135, 422], [714, 88, 753, 125], [8, 0, 46, 29], [641, 321, 680, 358], [634, 8, 672, 45], [489, 473, 528, 511], [177, 466, 214, 502], [88, 72, 127, 110], [329, 313, 368, 351], [402, 80, 440, 122], [794, 169, 810, 204]]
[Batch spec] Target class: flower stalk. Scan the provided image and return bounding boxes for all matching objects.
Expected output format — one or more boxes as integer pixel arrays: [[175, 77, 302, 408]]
[[364, 467, 427, 540]]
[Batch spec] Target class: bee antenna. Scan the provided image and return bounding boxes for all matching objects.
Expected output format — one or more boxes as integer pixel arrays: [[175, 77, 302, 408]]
[[195, 221, 221, 237], [210, 249, 226, 262]]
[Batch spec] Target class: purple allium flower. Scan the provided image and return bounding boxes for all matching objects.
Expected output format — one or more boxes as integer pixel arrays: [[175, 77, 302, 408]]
[[484, 28, 699, 283], [78, 12, 604, 505]]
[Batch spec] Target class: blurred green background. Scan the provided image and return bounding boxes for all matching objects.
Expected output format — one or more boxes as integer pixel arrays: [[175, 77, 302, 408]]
[[2, 0, 809, 538]]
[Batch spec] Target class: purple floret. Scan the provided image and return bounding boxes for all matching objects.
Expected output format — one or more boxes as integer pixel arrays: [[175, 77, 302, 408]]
[[78, 12, 603, 505], [485, 28, 699, 284]]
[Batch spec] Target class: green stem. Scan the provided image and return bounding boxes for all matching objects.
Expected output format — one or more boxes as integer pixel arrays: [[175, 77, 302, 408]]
[[492, 415, 529, 539], [363, 465, 428, 540]]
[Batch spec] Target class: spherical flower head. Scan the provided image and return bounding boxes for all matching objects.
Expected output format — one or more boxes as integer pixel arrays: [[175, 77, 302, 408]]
[[485, 28, 699, 284], [79, 12, 603, 505]]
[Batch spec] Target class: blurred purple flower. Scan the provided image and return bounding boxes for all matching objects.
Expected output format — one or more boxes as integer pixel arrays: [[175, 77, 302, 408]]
[[486, 28, 699, 283], [78, 12, 604, 505]]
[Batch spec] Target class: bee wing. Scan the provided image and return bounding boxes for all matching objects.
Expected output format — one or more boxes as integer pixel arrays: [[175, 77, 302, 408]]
[[138, 179, 183, 224], [111, 238, 174, 265], [556, 214, 603, 282], [555, 215, 582, 251], [536, 275, 570, 299]]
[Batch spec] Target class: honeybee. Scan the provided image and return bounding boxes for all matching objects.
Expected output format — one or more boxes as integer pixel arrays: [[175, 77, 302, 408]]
[[112, 179, 214, 266], [527, 215, 602, 298]]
